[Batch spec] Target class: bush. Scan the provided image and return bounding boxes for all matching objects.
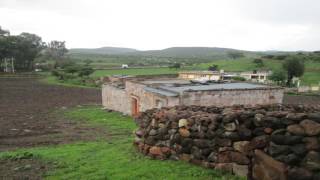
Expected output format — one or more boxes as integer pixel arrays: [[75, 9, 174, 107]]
[[78, 67, 94, 77], [269, 70, 287, 85], [232, 76, 246, 81], [64, 65, 80, 74]]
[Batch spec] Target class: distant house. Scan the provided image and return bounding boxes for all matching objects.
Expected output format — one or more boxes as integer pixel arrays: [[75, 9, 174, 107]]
[[240, 70, 271, 83], [122, 64, 129, 69], [178, 71, 223, 82]]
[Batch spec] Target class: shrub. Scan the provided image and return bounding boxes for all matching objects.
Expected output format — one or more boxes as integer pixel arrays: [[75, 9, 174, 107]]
[[232, 76, 246, 81], [78, 67, 94, 77]]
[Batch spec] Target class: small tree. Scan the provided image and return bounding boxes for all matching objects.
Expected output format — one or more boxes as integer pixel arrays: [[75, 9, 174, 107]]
[[84, 59, 93, 65], [78, 67, 94, 77], [208, 64, 219, 71], [253, 58, 264, 68], [269, 70, 286, 85], [283, 56, 305, 86], [170, 63, 181, 70], [65, 65, 80, 75]]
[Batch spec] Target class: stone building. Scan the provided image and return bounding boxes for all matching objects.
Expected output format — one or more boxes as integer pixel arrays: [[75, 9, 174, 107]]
[[102, 75, 284, 116]]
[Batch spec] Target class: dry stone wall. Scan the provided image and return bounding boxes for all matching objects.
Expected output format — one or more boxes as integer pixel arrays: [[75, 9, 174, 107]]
[[134, 105, 320, 180]]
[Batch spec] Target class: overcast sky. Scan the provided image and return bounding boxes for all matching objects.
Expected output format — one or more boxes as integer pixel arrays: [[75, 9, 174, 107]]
[[0, 0, 319, 51]]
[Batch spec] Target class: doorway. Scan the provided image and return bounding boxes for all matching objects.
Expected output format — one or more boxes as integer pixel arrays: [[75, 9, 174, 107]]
[[131, 97, 139, 116]]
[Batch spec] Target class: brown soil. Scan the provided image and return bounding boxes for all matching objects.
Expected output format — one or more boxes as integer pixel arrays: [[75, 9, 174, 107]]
[[0, 77, 103, 179], [283, 94, 320, 107], [0, 77, 103, 151]]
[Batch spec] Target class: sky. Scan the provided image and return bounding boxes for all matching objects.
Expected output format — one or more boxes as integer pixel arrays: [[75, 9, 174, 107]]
[[0, 0, 319, 51]]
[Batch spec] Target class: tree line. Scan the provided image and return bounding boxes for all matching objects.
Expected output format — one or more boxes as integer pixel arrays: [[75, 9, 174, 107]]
[[0, 26, 68, 72]]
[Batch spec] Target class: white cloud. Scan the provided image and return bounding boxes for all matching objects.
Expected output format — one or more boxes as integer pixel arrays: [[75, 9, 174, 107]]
[[0, 0, 319, 51]]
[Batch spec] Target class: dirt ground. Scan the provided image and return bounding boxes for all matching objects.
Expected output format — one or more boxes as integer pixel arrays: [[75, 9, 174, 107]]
[[283, 94, 320, 107], [0, 77, 105, 179], [0, 77, 319, 179], [0, 77, 103, 151]]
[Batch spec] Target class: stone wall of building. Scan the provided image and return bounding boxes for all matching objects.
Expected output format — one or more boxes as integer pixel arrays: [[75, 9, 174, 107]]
[[134, 105, 320, 180], [102, 80, 283, 116], [181, 88, 284, 107], [102, 84, 131, 115], [125, 81, 173, 113]]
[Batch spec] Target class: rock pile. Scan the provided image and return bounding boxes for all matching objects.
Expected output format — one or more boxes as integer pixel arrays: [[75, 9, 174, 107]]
[[134, 105, 320, 180]]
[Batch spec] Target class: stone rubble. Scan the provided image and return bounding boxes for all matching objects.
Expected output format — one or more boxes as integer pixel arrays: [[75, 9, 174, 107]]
[[134, 104, 320, 180]]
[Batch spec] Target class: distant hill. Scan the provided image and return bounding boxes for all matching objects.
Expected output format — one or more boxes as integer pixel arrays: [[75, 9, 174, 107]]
[[69, 46, 260, 59], [128, 47, 255, 59], [69, 47, 138, 55]]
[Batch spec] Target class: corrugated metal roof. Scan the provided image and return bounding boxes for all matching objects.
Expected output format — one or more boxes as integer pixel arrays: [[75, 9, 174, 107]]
[[160, 83, 270, 93], [144, 87, 178, 97]]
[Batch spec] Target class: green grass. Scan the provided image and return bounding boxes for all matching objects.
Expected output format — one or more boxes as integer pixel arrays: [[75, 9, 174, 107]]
[[0, 106, 243, 180], [41, 58, 320, 87], [91, 67, 180, 77], [194, 59, 320, 85]]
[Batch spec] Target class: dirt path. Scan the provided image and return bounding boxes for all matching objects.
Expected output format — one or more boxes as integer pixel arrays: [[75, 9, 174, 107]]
[[0, 77, 102, 151]]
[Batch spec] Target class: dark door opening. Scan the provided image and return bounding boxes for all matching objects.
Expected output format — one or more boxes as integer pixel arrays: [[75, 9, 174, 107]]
[[131, 97, 139, 116]]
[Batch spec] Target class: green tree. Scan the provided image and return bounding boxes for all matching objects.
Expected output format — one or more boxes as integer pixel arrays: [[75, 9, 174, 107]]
[[65, 65, 80, 75], [208, 64, 219, 71], [269, 70, 286, 85], [1, 30, 44, 71], [78, 67, 94, 77], [15, 32, 45, 70], [253, 58, 264, 68], [283, 56, 305, 86], [84, 59, 93, 65], [45, 40, 68, 60], [169, 63, 181, 70]]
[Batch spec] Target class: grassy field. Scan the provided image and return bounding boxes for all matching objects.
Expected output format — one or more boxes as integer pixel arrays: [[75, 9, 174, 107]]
[[0, 106, 243, 180], [89, 59, 319, 85], [91, 67, 180, 78], [41, 57, 320, 87]]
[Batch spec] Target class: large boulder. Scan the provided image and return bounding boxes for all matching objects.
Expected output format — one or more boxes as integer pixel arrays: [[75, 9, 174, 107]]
[[287, 124, 305, 136], [303, 137, 320, 151], [232, 163, 249, 177], [300, 120, 320, 136], [252, 150, 287, 180], [308, 113, 320, 122], [149, 146, 163, 156], [233, 141, 250, 155], [302, 151, 320, 171], [217, 151, 250, 165], [179, 128, 190, 137], [268, 142, 291, 156], [178, 119, 188, 128]]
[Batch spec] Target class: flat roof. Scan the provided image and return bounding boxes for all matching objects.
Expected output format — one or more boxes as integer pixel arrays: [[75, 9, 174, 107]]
[[144, 87, 178, 97], [141, 79, 190, 85], [179, 71, 221, 75], [159, 83, 272, 93]]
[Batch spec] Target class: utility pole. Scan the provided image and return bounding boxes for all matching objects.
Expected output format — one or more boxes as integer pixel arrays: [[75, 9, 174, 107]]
[[4, 58, 8, 72], [11, 57, 15, 73]]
